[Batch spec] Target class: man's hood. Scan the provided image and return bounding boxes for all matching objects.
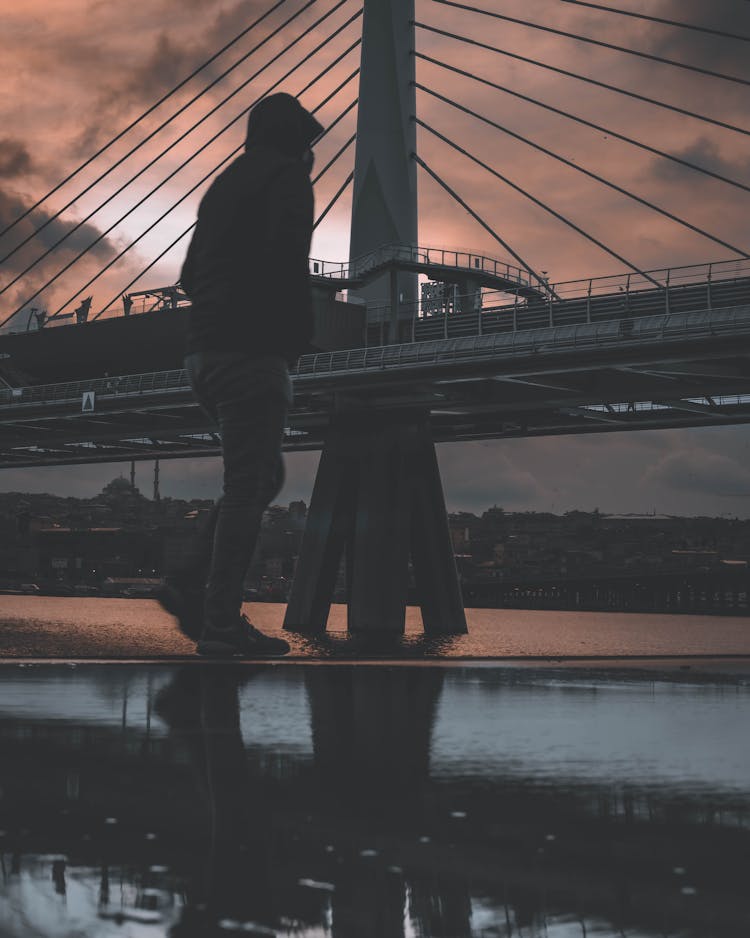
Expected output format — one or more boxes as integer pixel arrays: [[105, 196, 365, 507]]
[[245, 93, 324, 158]]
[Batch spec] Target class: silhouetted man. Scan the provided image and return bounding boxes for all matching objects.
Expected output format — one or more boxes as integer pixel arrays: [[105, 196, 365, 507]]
[[160, 93, 322, 656]]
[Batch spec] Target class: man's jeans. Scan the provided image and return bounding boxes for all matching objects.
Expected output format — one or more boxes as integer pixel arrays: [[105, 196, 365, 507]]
[[184, 351, 292, 632]]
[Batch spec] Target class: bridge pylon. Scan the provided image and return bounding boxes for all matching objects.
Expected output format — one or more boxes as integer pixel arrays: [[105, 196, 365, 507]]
[[285, 0, 465, 636], [283, 412, 467, 635], [348, 0, 418, 343]]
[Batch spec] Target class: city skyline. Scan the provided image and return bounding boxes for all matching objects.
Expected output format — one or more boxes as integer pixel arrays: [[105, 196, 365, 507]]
[[3, 427, 750, 520]]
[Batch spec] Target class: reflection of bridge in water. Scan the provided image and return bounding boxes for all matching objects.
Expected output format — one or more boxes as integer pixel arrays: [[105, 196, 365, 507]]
[[0, 664, 748, 936], [2, 0, 750, 634]]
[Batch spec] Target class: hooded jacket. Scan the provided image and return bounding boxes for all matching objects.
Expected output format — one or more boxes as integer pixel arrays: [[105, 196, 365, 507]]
[[181, 94, 323, 364]]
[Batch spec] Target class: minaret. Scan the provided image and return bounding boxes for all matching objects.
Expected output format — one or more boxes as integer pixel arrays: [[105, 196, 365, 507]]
[[349, 0, 418, 339]]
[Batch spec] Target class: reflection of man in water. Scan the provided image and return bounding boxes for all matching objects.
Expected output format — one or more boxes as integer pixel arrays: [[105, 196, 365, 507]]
[[160, 665, 452, 938], [158, 94, 322, 657], [159, 668, 276, 936]]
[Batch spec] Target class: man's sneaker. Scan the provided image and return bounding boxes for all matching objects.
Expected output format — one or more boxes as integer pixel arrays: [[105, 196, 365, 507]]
[[197, 614, 291, 657], [154, 581, 205, 642]]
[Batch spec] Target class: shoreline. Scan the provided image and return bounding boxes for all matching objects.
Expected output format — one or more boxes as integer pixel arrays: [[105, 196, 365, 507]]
[[2, 653, 749, 679]]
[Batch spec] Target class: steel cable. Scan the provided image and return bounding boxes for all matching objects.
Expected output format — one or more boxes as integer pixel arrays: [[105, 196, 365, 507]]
[[313, 171, 354, 229], [414, 123, 663, 288], [0, 0, 294, 240], [411, 153, 556, 294], [93, 229, 197, 323], [414, 24, 750, 138], [416, 53, 750, 195], [49, 74, 357, 324], [0, 0, 323, 269], [0, 0, 357, 285], [91, 98, 358, 321], [416, 85, 748, 257], [429, 0, 750, 87], [312, 134, 356, 186], [0, 30, 360, 329], [0, 43, 360, 328], [557, 0, 750, 43], [45, 158, 237, 326]]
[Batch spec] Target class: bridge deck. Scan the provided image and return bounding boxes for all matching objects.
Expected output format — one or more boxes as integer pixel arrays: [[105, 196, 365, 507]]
[[2, 297, 750, 466]]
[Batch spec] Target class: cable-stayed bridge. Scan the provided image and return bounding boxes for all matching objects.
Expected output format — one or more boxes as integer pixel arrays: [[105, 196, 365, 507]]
[[3, 255, 750, 459], [1, 0, 749, 633]]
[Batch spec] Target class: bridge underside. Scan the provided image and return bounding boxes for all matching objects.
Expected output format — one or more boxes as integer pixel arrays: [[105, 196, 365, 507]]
[[3, 306, 750, 468], [2, 379, 750, 468]]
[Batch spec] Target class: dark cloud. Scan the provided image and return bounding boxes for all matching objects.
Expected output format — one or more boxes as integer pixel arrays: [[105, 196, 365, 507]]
[[8, 431, 750, 519], [532, 0, 750, 165], [72, 28, 206, 154], [74, 0, 291, 154], [0, 188, 122, 328], [0, 139, 33, 178], [209, 0, 294, 44], [646, 135, 750, 186], [649, 0, 750, 73], [0, 189, 119, 269], [564, 0, 750, 76], [643, 448, 750, 497], [437, 442, 547, 511], [123, 32, 200, 108]]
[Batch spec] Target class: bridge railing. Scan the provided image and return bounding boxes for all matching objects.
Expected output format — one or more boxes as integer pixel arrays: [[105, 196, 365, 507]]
[[409, 257, 750, 342], [310, 242, 545, 293], [295, 303, 750, 377], [0, 369, 188, 407], [3, 303, 750, 408]]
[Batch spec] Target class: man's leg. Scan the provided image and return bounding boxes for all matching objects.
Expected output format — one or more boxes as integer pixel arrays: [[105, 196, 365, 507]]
[[203, 401, 286, 629], [156, 504, 219, 640], [156, 353, 220, 640], [198, 356, 292, 655]]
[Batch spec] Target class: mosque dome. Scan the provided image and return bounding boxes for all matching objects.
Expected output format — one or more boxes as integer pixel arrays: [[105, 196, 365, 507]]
[[102, 475, 140, 498]]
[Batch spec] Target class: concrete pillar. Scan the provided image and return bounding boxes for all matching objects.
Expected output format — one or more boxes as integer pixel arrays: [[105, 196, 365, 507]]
[[349, 0, 418, 330], [284, 414, 467, 636]]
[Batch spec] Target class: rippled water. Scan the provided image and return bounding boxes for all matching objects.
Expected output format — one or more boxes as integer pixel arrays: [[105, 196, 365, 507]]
[[0, 663, 749, 937], [1, 595, 750, 658]]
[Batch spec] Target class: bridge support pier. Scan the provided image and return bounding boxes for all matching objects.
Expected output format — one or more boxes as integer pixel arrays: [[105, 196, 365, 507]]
[[283, 413, 467, 635]]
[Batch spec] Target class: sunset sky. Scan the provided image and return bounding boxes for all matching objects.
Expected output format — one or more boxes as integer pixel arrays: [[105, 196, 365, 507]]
[[2, 0, 750, 515]]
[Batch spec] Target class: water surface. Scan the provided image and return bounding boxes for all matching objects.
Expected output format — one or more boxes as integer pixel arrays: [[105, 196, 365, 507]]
[[0, 663, 748, 936], [1, 596, 749, 658]]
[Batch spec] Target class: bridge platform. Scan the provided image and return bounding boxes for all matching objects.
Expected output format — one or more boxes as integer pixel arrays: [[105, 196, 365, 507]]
[[311, 242, 548, 298], [3, 300, 750, 465]]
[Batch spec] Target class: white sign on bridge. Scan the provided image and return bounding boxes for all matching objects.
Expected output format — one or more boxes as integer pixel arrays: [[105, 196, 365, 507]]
[[82, 391, 95, 413]]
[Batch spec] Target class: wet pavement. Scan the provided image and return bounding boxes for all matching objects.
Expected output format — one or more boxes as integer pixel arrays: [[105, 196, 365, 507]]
[[0, 662, 749, 936]]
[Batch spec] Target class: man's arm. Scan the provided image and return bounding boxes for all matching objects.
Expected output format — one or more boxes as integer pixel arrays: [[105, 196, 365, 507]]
[[266, 161, 314, 267], [264, 162, 315, 352]]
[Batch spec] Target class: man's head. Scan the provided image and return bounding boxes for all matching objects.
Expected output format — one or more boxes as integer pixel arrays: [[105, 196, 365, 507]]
[[245, 93, 324, 164]]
